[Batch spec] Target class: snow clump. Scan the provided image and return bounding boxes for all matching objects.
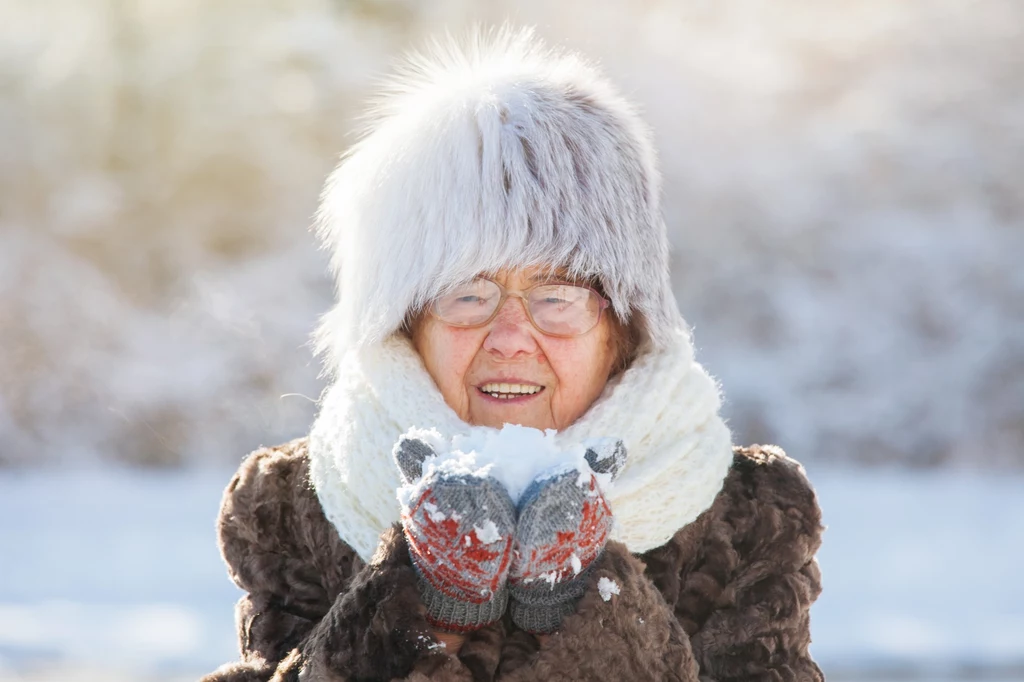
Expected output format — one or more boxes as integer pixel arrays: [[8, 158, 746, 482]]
[[474, 520, 502, 544], [598, 577, 621, 602]]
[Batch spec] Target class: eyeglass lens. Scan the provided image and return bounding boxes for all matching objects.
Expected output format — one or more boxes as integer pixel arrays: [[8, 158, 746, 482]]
[[432, 279, 603, 336]]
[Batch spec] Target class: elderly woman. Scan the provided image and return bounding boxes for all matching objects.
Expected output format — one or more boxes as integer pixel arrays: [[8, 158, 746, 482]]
[[203, 30, 824, 682]]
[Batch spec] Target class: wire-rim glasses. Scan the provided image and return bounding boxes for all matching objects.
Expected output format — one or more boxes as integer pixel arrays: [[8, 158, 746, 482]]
[[429, 277, 610, 338]]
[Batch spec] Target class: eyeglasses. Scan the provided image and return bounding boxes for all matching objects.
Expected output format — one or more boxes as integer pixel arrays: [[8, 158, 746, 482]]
[[429, 277, 610, 337]]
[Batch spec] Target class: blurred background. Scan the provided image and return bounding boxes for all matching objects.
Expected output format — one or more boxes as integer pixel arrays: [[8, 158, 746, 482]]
[[1, 0, 1021, 680]]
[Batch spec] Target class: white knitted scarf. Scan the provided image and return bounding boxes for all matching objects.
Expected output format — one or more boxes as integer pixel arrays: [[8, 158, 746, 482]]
[[308, 331, 734, 563]]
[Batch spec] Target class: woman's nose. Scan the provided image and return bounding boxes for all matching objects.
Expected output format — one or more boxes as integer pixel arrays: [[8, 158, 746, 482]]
[[482, 297, 539, 358]]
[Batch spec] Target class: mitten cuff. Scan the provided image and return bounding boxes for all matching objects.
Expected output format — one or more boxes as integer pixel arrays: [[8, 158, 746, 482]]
[[508, 564, 593, 634], [509, 595, 579, 634], [419, 577, 509, 633]]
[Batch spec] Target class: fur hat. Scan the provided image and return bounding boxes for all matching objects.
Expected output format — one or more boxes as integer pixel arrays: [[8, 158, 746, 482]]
[[314, 27, 685, 372]]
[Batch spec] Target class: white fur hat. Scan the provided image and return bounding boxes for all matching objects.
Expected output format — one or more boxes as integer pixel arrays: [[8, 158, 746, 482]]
[[314, 27, 685, 371]]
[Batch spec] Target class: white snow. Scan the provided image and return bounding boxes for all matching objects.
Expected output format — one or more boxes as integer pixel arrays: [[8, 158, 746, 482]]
[[473, 520, 502, 545], [597, 577, 620, 602], [807, 466, 1024, 673], [395, 425, 614, 510], [417, 634, 445, 651], [422, 501, 446, 523], [537, 571, 559, 587], [0, 469, 240, 676], [2, 467, 1022, 679]]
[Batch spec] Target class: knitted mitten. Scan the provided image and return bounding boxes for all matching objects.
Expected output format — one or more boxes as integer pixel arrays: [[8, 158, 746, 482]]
[[394, 436, 517, 633], [508, 440, 627, 634]]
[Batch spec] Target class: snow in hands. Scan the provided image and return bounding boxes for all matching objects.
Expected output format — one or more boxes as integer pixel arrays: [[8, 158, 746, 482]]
[[393, 423, 624, 508], [393, 424, 627, 627]]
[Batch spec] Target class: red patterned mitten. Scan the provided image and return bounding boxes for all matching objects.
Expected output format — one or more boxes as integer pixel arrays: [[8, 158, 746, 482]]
[[508, 439, 626, 633], [394, 436, 516, 633]]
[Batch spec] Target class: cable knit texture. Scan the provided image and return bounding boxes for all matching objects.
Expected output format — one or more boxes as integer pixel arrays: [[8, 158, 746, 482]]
[[308, 330, 734, 563], [203, 439, 824, 681]]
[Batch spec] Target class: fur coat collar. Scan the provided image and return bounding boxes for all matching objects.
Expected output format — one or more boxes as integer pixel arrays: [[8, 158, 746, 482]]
[[308, 330, 734, 562]]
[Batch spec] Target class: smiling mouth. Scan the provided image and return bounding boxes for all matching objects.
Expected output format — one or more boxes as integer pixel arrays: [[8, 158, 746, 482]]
[[477, 382, 545, 401]]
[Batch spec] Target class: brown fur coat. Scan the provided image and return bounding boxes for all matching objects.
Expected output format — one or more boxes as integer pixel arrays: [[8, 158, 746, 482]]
[[201, 439, 824, 682]]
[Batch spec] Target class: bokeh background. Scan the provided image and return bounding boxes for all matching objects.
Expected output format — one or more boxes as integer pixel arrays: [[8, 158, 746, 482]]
[[1, 1, 1022, 680]]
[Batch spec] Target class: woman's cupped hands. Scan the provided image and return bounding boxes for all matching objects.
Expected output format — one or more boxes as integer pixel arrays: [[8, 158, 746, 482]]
[[393, 428, 627, 637]]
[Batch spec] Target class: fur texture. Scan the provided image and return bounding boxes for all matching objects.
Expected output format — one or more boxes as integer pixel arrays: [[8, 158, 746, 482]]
[[314, 27, 682, 366], [307, 330, 734, 562], [202, 440, 824, 681]]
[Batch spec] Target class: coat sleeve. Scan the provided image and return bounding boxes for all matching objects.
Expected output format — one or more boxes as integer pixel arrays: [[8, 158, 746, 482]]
[[199, 442, 487, 682], [682, 447, 825, 682]]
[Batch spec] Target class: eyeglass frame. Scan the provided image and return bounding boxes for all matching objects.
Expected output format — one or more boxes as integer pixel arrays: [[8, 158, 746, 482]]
[[427, 277, 611, 338]]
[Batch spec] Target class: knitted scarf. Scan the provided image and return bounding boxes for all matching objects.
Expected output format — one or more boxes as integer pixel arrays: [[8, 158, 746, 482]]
[[308, 330, 734, 563]]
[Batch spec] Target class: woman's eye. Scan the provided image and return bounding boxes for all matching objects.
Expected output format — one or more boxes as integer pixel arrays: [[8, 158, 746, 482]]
[[452, 293, 496, 306]]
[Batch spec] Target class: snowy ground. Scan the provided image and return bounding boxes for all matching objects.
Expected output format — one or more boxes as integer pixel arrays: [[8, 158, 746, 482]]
[[1, 464, 1022, 680]]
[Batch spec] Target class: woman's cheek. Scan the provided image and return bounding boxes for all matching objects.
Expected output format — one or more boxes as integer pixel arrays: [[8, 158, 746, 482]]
[[553, 336, 614, 418]]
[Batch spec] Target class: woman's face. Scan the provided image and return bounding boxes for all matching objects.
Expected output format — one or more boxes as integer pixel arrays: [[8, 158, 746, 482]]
[[412, 267, 619, 431]]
